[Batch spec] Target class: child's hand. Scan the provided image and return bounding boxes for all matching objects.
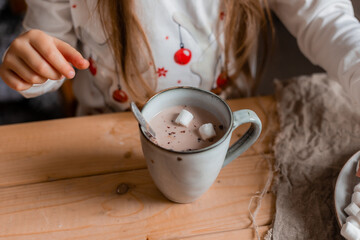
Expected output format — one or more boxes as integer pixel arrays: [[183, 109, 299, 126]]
[[0, 29, 89, 91]]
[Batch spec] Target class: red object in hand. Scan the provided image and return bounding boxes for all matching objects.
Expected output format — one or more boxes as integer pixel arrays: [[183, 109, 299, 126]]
[[88, 57, 97, 76], [174, 48, 192, 65], [113, 89, 128, 103]]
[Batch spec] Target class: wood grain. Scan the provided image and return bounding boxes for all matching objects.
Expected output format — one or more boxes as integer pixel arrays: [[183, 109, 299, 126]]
[[0, 154, 275, 240], [0, 96, 278, 188], [179, 226, 270, 240], [0, 96, 278, 239]]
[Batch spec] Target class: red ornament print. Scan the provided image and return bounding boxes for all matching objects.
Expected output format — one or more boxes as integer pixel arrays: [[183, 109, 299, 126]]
[[113, 89, 128, 103], [216, 72, 228, 88], [165, 36, 169, 40], [177, 80, 182, 84], [156, 67, 168, 77], [88, 57, 97, 76], [174, 48, 192, 65]]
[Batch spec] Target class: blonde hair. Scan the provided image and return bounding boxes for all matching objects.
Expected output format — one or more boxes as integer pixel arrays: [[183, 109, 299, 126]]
[[98, 0, 273, 104]]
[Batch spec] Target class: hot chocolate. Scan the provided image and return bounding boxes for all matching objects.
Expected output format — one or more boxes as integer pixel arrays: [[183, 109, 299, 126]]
[[149, 105, 225, 151]]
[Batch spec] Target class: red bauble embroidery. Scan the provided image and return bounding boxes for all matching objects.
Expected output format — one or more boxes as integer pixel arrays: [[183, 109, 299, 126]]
[[174, 48, 192, 65], [174, 25, 192, 65], [113, 89, 128, 103], [216, 72, 228, 88], [88, 57, 97, 76]]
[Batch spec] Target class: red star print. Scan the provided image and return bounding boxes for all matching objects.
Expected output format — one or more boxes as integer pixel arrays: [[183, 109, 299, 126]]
[[177, 80, 181, 84], [165, 36, 169, 40], [72, 4, 77, 8], [156, 67, 168, 77]]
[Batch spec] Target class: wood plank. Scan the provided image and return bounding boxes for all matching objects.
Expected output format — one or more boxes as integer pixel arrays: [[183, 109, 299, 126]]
[[179, 225, 270, 240], [0, 154, 275, 240], [0, 96, 278, 188]]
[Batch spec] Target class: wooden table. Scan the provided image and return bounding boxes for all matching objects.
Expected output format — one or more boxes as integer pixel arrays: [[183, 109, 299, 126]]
[[0, 96, 279, 240]]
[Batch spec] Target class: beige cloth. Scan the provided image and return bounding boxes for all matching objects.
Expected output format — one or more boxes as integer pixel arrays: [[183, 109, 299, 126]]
[[271, 73, 360, 239]]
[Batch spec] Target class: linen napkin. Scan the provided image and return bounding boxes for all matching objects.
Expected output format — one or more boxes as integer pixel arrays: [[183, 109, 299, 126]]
[[271, 73, 360, 239]]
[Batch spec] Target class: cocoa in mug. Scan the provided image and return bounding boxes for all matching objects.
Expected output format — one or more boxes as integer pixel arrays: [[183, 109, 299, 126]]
[[149, 105, 225, 152], [139, 87, 262, 203]]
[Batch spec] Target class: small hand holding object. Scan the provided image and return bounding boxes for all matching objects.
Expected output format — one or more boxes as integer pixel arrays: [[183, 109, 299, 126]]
[[0, 29, 89, 91]]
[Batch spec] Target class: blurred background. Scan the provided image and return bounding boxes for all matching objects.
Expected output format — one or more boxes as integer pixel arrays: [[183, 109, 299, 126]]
[[0, 0, 359, 125]]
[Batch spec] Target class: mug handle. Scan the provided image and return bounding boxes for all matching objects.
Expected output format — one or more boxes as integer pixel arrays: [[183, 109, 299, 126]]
[[222, 109, 262, 167]]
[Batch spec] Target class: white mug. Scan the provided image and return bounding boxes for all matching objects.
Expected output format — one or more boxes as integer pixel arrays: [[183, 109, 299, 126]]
[[139, 87, 262, 203]]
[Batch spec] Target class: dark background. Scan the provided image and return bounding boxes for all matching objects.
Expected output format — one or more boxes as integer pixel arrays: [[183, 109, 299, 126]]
[[0, 0, 359, 125]]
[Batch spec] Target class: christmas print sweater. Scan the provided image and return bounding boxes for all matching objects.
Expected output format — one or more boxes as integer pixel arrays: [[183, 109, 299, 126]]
[[12, 0, 360, 115]]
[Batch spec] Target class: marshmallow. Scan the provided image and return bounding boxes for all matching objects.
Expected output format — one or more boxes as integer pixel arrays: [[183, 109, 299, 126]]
[[199, 123, 216, 140], [175, 109, 194, 127], [341, 222, 360, 240], [354, 183, 360, 193], [352, 192, 360, 206], [345, 202, 360, 217], [347, 216, 360, 229]]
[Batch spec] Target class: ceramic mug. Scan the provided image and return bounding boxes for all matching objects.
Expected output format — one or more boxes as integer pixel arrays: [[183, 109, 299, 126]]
[[139, 87, 262, 203]]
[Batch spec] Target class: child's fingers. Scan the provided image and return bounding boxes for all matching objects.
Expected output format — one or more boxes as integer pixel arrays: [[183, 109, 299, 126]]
[[12, 39, 63, 80], [6, 54, 47, 84], [54, 39, 89, 70], [0, 68, 32, 91], [29, 36, 76, 79]]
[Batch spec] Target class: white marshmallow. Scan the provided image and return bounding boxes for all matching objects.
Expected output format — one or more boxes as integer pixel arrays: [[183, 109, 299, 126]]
[[354, 183, 360, 193], [199, 123, 216, 140], [341, 222, 360, 240], [345, 202, 360, 217], [347, 216, 360, 229], [175, 109, 194, 127], [352, 192, 360, 206]]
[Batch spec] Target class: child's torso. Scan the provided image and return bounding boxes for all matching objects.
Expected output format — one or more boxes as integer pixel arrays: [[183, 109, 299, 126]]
[[69, 0, 234, 115]]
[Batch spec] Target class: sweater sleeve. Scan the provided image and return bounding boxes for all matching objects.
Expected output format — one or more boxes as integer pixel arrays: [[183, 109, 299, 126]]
[[19, 0, 77, 98], [269, 0, 360, 104]]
